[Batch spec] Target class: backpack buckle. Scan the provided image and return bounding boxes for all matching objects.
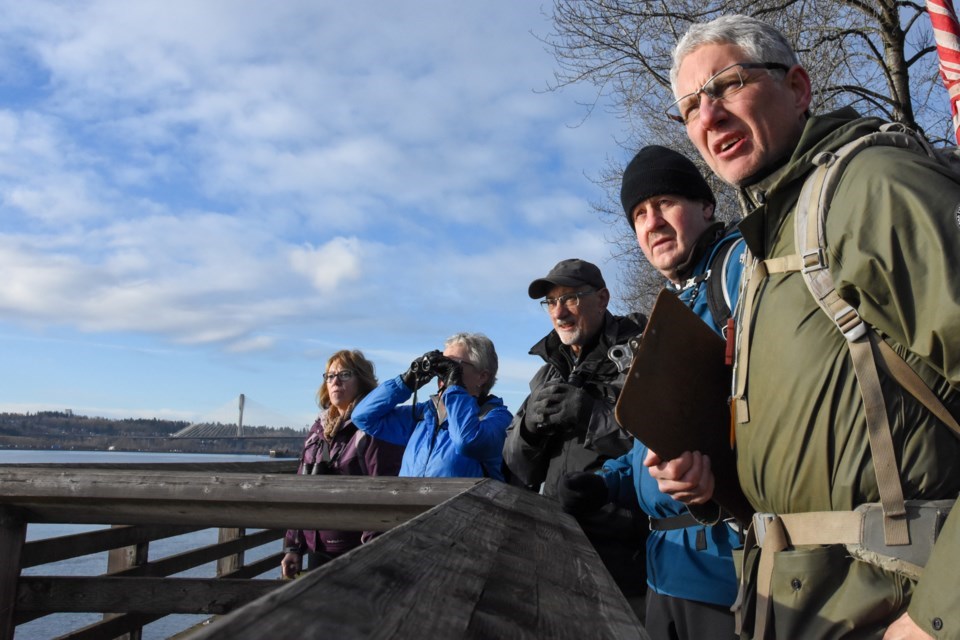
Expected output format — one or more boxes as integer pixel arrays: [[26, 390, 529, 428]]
[[834, 305, 868, 341], [801, 248, 827, 273]]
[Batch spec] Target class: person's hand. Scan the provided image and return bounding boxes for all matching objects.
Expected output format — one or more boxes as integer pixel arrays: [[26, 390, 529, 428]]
[[557, 471, 609, 516], [643, 449, 715, 505], [280, 552, 301, 579], [432, 357, 464, 389], [401, 350, 444, 391], [882, 612, 934, 640], [524, 382, 593, 436]]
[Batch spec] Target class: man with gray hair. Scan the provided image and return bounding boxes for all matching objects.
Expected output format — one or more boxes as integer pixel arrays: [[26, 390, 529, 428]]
[[503, 258, 648, 606], [650, 14, 960, 639]]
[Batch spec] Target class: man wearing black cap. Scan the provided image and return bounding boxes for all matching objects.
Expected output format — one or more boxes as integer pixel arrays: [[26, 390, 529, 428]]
[[502, 258, 648, 605], [556, 146, 746, 638]]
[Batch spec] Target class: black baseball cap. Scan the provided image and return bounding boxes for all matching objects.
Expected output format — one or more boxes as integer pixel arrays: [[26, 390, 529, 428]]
[[528, 258, 606, 299]]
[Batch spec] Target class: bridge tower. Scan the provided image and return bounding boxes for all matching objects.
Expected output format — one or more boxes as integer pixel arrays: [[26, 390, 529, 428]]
[[237, 394, 245, 437]]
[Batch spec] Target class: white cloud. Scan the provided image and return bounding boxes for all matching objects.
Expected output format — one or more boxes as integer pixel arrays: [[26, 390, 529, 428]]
[[288, 237, 363, 294], [0, 1, 630, 421]]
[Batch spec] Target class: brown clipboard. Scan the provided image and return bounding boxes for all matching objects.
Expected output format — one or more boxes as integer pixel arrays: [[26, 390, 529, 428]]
[[615, 289, 754, 524]]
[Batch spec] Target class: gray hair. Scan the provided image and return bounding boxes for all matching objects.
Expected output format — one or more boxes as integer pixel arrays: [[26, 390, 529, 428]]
[[670, 15, 800, 96], [445, 332, 498, 395]]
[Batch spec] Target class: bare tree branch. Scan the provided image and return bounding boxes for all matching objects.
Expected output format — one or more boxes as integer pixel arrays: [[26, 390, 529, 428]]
[[543, 0, 953, 310]]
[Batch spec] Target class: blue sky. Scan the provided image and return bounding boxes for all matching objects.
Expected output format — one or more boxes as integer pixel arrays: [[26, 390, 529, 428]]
[[0, 1, 638, 429]]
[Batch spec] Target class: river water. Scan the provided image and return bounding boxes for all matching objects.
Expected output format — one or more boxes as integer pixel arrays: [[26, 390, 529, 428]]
[[0, 449, 286, 640]]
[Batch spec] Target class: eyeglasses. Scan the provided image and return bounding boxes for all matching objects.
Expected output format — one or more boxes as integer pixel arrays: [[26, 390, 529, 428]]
[[540, 290, 597, 312], [666, 62, 789, 124], [447, 357, 477, 370], [323, 370, 354, 382]]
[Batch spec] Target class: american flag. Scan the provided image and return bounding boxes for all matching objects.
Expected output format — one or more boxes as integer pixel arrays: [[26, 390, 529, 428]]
[[927, 0, 960, 140]]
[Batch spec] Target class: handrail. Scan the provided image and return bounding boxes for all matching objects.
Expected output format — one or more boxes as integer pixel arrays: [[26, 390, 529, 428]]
[[187, 480, 650, 640], [0, 468, 480, 529], [0, 464, 483, 640], [0, 464, 647, 639]]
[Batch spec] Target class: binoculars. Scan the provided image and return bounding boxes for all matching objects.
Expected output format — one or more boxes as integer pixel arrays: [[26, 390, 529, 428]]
[[302, 461, 332, 475], [410, 355, 434, 374]]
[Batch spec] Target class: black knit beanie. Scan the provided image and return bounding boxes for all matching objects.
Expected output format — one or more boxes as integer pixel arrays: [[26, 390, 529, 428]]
[[620, 145, 715, 228]]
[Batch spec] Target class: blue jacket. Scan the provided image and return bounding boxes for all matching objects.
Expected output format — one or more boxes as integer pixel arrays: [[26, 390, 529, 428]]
[[600, 225, 746, 606], [352, 376, 512, 480]]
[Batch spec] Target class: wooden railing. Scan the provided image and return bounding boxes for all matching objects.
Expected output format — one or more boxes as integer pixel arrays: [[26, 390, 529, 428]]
[[0, 462, 649, 640]]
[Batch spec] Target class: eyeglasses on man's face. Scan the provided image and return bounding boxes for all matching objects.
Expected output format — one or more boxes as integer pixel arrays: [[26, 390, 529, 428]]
[[540, 289, 597, 312], [666, 62, 789, 124], [323, 370, 354, 382]]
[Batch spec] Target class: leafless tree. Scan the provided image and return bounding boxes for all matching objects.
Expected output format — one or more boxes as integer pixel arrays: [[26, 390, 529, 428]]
[[542, 0, 951, 314]]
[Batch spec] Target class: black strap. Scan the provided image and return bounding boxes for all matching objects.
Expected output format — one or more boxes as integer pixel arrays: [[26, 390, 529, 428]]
[[648, 512, 699, 531], [705, 235, 739, 328]]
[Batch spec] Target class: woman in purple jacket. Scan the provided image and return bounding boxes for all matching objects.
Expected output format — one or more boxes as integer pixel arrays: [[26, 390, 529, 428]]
[[280, 350, 404, 578]]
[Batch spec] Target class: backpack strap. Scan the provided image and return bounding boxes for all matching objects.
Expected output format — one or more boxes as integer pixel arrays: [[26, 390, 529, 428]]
[[731, 123, 960, 639], [792, 126, 960, 546], [733, 125, 960, 547], [705, 233, 741, 331]]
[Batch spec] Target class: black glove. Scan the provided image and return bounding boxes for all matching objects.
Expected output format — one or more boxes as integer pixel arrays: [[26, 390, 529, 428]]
[[524, 382, 593, 437], [558, 471, 609, 516], [401, 350, 444, 391], [432, 357, 464, 389]]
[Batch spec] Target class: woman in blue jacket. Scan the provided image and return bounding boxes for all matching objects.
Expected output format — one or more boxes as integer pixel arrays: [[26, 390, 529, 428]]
[[352, 332, 511, 480]]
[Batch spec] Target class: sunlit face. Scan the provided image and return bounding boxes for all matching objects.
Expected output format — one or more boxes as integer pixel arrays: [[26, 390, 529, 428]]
[[442, 343, 490, 398], [633, 195, 714, 283], [325, 360, 360, 412], [675, 43, 811, 185], [545, 284, 609, 356]]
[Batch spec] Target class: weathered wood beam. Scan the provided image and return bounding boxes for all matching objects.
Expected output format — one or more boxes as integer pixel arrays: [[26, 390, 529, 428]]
[[0, 461, 298, 473], [57, 612, 162, 640], [14, 529, 284, 627], [113, 529, 282, 578], [184, 481, 650, 640], [15, 577, 279, 615], [216, 528, 243, 577], [0, 507, 26, 640], [0, 470, 480, 531], [104, 525, 149, 640], [22, 524, 202, 568], [219, 552, 284, 580]]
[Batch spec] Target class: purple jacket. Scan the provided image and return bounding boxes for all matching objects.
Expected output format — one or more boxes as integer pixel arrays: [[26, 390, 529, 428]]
[[284, 413, 404, 555]]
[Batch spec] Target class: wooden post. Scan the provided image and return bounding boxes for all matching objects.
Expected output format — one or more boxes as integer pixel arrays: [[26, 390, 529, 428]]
[[105, 524, 149, 640], [217, 528, 245, 577], [0, 507, 26, 640]]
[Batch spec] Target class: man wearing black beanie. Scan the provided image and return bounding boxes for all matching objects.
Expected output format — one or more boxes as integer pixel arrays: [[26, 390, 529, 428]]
[[621, 145, 720, 285], [557, 145, 746, 639]]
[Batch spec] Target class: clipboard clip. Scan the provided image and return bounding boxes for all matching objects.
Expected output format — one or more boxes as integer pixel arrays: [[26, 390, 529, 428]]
[[607, 342, 636, 373]]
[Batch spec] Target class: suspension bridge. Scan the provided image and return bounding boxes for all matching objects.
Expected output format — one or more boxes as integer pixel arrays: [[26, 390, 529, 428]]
[[172, 394, 309, 439]]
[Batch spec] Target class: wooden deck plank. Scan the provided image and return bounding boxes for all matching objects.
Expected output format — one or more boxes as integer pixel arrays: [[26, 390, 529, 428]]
[[184, 481, 650, 640]]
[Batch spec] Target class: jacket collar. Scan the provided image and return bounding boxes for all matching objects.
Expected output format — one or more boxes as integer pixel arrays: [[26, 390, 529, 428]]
[[530, 311, 643, 375], [673, 220, 727, 284], [735, 107, 885, 256]]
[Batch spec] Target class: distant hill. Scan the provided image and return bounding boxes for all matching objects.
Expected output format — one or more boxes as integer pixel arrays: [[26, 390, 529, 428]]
[[0, 411, 307, 456]]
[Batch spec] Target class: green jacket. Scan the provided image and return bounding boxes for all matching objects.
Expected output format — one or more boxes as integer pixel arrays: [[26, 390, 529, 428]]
[[734, 107, 960, 639]]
